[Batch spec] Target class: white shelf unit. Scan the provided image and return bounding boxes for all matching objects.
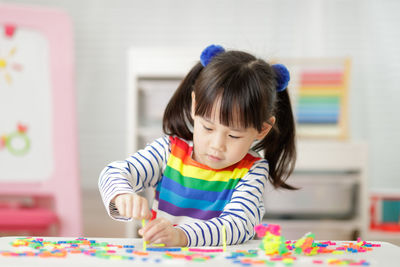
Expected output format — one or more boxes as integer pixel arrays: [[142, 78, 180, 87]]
[[263, 140, 368, 240], [127, 47, 202, 158], [126, 47, 368, 240]]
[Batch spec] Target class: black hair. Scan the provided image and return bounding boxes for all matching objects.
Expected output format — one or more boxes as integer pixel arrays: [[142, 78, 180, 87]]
[[163, 50, 296, 190]]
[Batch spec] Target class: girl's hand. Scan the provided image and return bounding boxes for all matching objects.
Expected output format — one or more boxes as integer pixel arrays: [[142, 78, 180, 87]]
[[138, 218, 188, 247], [112, 193, 152, 220]]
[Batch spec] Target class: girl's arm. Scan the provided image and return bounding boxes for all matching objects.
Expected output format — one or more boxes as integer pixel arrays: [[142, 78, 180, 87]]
[[98, 136, 171, 221], [176, 159, 268, 246]]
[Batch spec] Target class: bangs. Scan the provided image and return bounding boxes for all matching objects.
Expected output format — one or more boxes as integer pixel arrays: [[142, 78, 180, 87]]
[[194, 66, 267, 132]]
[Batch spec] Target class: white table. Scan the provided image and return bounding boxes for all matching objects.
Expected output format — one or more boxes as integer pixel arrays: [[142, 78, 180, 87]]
[[0, 236, 399, 267]]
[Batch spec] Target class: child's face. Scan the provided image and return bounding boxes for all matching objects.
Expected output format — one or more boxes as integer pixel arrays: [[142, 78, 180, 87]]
[[191, 93, 272, 170]]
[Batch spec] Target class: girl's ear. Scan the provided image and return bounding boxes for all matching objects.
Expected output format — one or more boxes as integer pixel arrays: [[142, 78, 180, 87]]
[[256, 116, 276, 140], [191, 91, 196, 119]]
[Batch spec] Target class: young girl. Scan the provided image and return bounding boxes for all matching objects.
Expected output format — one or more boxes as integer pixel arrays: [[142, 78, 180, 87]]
[[99, 44, 296, 247]]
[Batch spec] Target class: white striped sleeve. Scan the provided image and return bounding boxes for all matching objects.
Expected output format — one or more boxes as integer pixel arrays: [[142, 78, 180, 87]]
[[98, 136, 170, 221], [176, 159, 268, 247]]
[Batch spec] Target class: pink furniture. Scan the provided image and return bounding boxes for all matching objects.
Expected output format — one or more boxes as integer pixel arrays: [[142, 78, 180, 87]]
[[0, 4, 82, 236], [0, 207, 58, 234]]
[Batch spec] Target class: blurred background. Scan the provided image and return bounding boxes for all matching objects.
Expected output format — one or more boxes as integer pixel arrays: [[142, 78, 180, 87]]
[[0, 0, 399, 244]]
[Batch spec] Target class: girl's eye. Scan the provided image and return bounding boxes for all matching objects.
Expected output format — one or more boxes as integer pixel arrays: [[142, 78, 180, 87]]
[[229, 135, 241, 139], [203, 125, 212, 131]]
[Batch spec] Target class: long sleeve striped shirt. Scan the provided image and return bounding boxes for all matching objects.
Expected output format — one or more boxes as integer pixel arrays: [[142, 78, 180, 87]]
[[98, 135, 269, 247]]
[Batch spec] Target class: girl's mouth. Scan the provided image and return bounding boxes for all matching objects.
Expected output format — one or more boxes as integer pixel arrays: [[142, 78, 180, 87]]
[[208, 154, 222, 161]]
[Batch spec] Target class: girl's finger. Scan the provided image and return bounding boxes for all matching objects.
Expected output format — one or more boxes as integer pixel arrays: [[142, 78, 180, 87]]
[[151, 233, 169, 245], [125, 197, 132, 218], [115, 197, 126, 217], [141, 199, 151, 219], [143, 219, 165, 242], [131, 195, 141, 219], [145, 211, 152, 220]]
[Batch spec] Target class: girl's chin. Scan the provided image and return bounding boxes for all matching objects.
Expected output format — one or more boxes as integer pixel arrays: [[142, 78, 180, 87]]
[[193, 154, 227, 169], [206, 158, 230, 170]]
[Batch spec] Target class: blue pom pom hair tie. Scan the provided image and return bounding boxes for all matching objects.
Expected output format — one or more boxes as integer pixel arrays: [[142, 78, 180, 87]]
[[200, 44, 225, 67], [272, 64, 290, 92]]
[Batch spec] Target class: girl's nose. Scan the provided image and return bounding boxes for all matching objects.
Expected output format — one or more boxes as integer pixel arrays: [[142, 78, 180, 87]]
[[210, 132, 226, 152]]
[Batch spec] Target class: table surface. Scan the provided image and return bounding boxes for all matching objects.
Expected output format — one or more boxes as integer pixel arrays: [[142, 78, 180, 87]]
[[0, 236, 399, 267]]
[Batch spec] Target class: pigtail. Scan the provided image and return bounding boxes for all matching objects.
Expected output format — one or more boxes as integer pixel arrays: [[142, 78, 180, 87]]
[[162, 62, 203, 140], [253, 89, 297, 190]]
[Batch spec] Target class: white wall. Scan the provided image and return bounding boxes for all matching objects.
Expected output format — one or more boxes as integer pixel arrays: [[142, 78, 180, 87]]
[[1, 0, 400, 190]]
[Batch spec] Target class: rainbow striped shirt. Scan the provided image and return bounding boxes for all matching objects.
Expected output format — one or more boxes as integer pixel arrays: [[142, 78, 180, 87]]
[[99, 136, 269, 246]]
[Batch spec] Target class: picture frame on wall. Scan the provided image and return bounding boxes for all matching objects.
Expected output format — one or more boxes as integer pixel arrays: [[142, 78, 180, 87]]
[[278, 58, 351, 140]]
